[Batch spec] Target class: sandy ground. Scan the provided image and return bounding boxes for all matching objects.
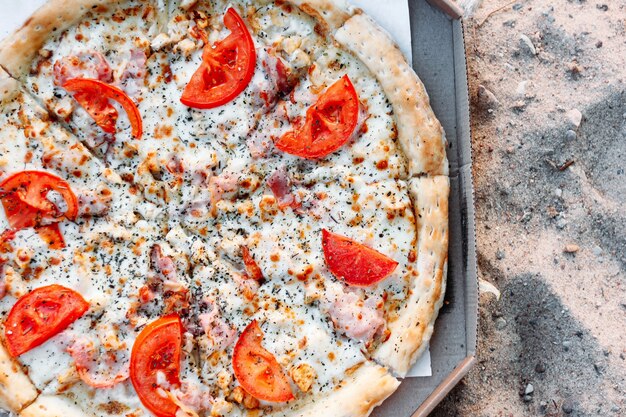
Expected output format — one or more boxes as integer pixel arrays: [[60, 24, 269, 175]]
[[432, 0, 626, 416]]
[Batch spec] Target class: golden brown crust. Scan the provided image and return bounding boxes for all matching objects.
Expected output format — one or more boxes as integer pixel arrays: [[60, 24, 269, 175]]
[[334, 13, 448, 176], [286, 0, 356, 30], [0, 342, 38, 413], [374, 176, 449, 376], [0, 0, 113, 78], [279, 362, 400, 417], [19, 395, 89, 417]]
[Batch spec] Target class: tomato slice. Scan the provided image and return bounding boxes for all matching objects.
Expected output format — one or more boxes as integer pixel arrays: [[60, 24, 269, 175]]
[[4, 284, 89, 357], [130, 315, 183, 417], [321, 229, 398, 287], [180, 8, 256, 109], [1, 171, 78, 223], [275, 75, 359, 159], [0, 171, 78, 249], [241, 246, 264, 281], [63, 78, 143, 139], [232, 320, 294, 402]]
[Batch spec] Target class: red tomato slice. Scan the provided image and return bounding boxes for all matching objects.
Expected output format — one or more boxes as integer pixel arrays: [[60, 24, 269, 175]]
[[232, 320, 294, 402], [130, 315, 183, 417], [241, 246, 264, 281], [275, 75, 359, 159], [4, 284, 89, 357], [180, 8, 256, 109], [321, 229, 398, 287], [0, 171, 78, 248], [63, 78, 143, 139], [72, 90, 119, 134]]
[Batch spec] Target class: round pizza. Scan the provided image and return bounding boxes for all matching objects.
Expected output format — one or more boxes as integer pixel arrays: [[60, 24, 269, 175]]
[[0, 1, 449, 416]]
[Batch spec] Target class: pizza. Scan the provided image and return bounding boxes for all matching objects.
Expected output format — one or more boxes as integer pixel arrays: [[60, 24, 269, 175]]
[[0, 1, 449, 416]]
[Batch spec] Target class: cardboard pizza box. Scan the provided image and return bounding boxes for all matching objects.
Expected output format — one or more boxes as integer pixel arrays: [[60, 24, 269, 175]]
[[0, 1, 476, 416], [370, 1, 478, 416]]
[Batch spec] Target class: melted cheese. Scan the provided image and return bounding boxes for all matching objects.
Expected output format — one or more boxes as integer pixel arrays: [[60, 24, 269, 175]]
[[0, 0, 424, 415]]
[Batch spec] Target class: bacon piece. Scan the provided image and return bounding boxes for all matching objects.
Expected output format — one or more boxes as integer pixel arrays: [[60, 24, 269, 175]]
[[275, 58, 296, 95], [241, 246, 263, 281], [321, 283, 385, 344], [208, 173, 238, 214], [198, 303, 236, 352], [67, 337, 129, 388], [53, 51, 113, 87], [233, 272, 260, 301], [169, 381, 212, 413], [246, 132, 272, 159], [77, 187, 113, 217], [150, 244, 180, 284], [149, 245, 190, 316], [120, 49, 147, 81], [118, 48, 148, 98], [267, 167, 300, 210]]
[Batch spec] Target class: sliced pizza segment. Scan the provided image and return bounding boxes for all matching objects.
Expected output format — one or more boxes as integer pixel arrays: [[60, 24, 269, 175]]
[[5, 225, 212, 417], [185, 240, 383, 415], [1, 1, 177, 209], [234, 41, 410, 186], [181, 175, 417, 355]]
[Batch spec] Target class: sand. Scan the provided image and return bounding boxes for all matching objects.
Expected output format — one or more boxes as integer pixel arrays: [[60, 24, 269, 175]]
[[432, 0, 626, 415]]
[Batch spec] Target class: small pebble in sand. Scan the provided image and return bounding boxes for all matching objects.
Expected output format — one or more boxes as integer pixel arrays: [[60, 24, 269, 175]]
[[567, 109, 582, 128], [565, 129, 577, 140], [554, 188, 563, 197], [519, 34, 537, 55], [477, 85, 499, 110], [592, 246, 603, 256], [568, 61, 583, 77], [562, 340, 572, 351], [512, 100, 527, 111], [525, 384, 534, 395], [564, 244, 579, 253], [596, 40, 603, 48], [495, 317, 507, 330], [535, 362, 546, 373], [523, 395, 533, 402], [556, 218, 568, 229], [562, 399, 575, 414], [496, 249, 505, 260], [515, 80, 529, 98]]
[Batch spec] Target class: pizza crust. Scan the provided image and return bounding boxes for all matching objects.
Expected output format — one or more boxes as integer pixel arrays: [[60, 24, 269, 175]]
[[280, 362, 400, 417], [0, 343, 38, 413], [374, 176, 449, 376], [0, 0, 113, 78], [19, 395, 89, 417], [334, 13, 448, 177], [285, 0, 355, 31]]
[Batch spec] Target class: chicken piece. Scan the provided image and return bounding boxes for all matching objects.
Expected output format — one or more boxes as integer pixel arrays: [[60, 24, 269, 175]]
[[290, 363, 317, 393]]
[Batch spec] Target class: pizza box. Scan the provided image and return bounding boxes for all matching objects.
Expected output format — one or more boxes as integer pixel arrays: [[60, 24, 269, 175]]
[[0, 0, 476, 416], [370, 1, 478, 416]]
